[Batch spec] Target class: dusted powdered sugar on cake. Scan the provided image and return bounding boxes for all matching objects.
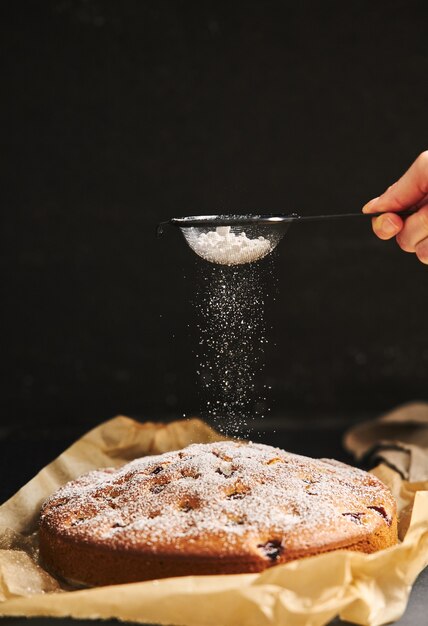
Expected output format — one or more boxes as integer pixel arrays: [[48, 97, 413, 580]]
[[40, 441, 396, 559]]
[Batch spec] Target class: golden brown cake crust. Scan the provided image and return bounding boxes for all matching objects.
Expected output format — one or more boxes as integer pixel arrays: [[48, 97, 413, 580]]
[[39, 441, 397, 586]]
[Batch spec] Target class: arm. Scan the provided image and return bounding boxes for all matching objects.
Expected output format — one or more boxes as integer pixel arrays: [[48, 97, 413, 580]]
[[362, 151, 428, 264]]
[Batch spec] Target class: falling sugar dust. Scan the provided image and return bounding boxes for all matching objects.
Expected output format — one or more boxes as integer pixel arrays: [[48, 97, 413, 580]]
[[194, 260, 275, 437]]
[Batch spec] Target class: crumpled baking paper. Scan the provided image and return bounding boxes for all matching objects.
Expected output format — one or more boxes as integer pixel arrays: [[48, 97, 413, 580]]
[[0, 415, 427, 626]]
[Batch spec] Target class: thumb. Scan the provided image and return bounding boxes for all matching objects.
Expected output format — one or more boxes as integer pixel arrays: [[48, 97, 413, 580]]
[[363, 151, 428, 214]]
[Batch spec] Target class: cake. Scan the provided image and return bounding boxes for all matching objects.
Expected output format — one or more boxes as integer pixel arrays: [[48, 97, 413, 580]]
[[39, 441, 397, 587]]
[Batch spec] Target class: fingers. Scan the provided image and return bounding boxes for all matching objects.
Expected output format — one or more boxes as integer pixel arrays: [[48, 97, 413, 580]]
[[363, 151, 428, 214], [371, 212, 403, 240], [415, 239, 428, 265], [363, 151, 428, 264], [395, 204, 428, 252]]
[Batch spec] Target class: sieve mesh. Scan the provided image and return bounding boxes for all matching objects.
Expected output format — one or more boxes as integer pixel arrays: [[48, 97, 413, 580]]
[[174, 216, 292, 266]]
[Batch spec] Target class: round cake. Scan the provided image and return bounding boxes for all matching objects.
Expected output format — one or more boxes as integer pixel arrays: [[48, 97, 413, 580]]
[[39, 441, 397, 586]]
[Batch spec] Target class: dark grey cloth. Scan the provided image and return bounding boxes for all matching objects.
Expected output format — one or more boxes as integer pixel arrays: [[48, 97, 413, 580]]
[[344, 403, 428, 481]]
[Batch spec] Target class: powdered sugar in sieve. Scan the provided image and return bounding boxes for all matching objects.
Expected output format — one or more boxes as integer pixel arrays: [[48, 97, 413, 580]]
[[185, 226, 272, 266]]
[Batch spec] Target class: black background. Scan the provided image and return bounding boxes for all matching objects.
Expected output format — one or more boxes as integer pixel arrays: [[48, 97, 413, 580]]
[[2, 0, 428, 433]]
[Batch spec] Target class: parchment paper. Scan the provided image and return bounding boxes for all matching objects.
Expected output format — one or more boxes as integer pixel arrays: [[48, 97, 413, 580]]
[[0, 415, 427, 626]]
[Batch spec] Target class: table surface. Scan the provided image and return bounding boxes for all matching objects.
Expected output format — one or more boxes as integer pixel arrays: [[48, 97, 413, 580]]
[[0, 416, 426, 626]]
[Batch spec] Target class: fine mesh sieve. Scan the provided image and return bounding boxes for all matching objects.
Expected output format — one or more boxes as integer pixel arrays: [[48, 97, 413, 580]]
[[157, 215, 295, 266], [157, 210, 416, 266]]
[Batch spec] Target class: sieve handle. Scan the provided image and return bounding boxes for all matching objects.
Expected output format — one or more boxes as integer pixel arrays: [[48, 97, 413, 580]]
[[156, 208, 418, 233], [295, 208, 418, 222]]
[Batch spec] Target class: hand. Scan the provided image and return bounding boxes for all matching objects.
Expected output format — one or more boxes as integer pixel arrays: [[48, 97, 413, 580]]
[[362, 151, 428, 264]]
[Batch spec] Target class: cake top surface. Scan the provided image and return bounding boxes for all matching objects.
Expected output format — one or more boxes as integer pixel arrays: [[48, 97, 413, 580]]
[[40, 441, 395, 558]]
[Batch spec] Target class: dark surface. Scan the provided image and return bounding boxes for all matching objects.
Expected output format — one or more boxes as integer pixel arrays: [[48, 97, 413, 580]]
[[2, 0, 428, 431], [0, 418, 427, 625]]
